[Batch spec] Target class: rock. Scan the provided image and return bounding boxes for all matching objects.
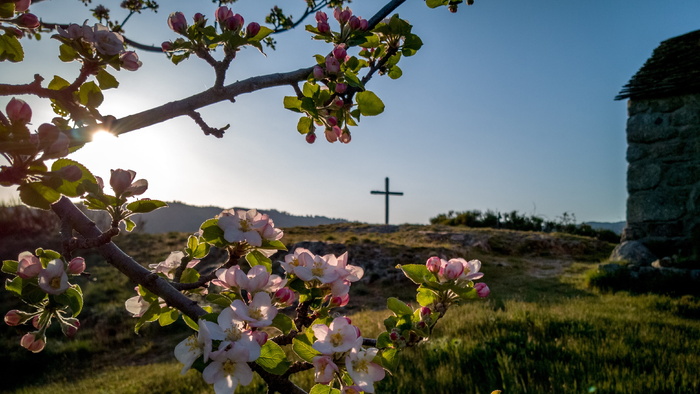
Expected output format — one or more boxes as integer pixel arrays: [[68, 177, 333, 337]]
[[609, 240, 657, 266], [651, 256, 674, 268], [598, 263, 623, 275]]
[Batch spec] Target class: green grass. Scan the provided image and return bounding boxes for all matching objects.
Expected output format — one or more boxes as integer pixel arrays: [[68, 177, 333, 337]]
[[3, 224, 699, 393]]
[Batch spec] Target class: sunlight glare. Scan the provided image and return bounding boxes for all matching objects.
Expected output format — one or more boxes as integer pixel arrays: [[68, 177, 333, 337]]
[[90, 130, 117, 145]]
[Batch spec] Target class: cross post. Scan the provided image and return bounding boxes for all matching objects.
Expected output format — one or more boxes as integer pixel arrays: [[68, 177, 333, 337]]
[[370, 177, 404, 225]]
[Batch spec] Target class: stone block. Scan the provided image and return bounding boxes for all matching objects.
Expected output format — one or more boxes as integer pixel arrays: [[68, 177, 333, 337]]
[[670, 103, 700, 126], [646, 221, 684, 238], [609, 240, 657, 266], [649, 96, 684, 113], [627, 113, 678, 143], [627, 162, 661, 191], [666, 163, 700, 187], [628, 100, 649, 116], [627, 191, 686, 222]]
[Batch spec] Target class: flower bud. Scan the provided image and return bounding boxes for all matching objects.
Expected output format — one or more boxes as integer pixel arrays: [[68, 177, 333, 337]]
[[167, 12, 187, 34], [389, 329, 399, 341], [335, 83, 347, 94], [332, 97, 345, 108], [420, 306, 431, 318], [339, 131, 351, 144], [348, 16, 361, 31], [305, 132, 317, 144], [416, 321, 427, 329], [67, 257, 86, 275], [325, 128, 338, 143], [17, 252, 41, 279], [326, 116, 338, 127], [4, 310, 22, 326], [359, 18, 369, 31], [16, 13, 39, 29], [109, 169, 136, 196], [329, 293, 349, 307], [317, 21, 330, 34], [312, 65, 325, 80], [442, 259, 464, 280], [332, 45, 347, 61], [245, 22, 260, 38], [325, 55, 340, 74], [20, 332, 45, 353], [315, 11, 328, 23], [15, 0, 31, 13], [274, 287, 296, 305], [161, 41, 174, 51], [119, 51, 141, 71], [224, 14, 244, 31], [193, 12, 206, 24], [334, 7, 352, 24], [426, 256, 441, 274], [475, 282, 490, 298], [252, 330, 268, 346], [123, 178, 148, 197], [31, 315, 41, 329], [61, 317, 80, 338], [6, 98, 32, 124], [215, 6, 233, 24]]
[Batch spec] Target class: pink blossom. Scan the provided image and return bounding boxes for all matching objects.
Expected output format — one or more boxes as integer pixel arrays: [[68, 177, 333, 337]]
[[334, 7, 352, 24], [193, 13, 206, 24], [217, 209, 268, 246], [325, 55, 340, 74], [213, 265, 245, 290], [124, 295, 150, 317], [273, 287, 296, 306], [224, 14, 244, 31], [312, 316, 362, 355], [61, 317, 80, 337], [150, 251, 199, 279], [215, 6, 233, 24], [57, 23, 84, 39], [109, 168, 135, 195], [333, 45, 347, 61], [20, 332, 45, 353], [161, 41, 174, 51], [38, 259, 69, 295], [251, 330, 268, 346], [327, 116, 338, 127], [330, 293, 350, 307], [457, 258, 484, 281], [475, 282, 490, 298], [246, 22, 260, 38], [6, 98, 31, 124], [90, 24, 125, 56], [120, 51, 141, 71], [202, 343, 253, 393], [346, 347, 385, 393], [317, 21, 330, 34], [281, 247, 315, 275], [335, 82, 348, 94], [420, 306, 431, 319], [17, 251, 41, 279], [426, 256, 441, 274], [217, 308, 261, 361], [16, 13, 39, 29], [295, 253, 341, 284], [174, 320, 226, 374], [67, 257, 85, 275], [313, 65, 325, 79], [339, 131, 351, 144], [441, 259, 464, 281], [4, 310, 22, 326], [230, 292, 277, 328], [167, 12, 188, 34], [315, 11, 328, 23], [305, 132, 317, 144], [15, 0, 31, 13], [312, 355, 339, 384], [342, 386, 364, 394], [239, 265, 270, 293]]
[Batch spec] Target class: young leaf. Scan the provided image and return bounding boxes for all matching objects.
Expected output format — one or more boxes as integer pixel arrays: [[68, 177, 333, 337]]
[[271, 313, 294, 335], [96, 69, 120, 89], [292, 330, 321, 362], [245, 250, 272, 273], [356, 91, 385, 116], [309, 385, 341, 394], [396, 264, 432, 285], [416, 286, 438, 306], [0, 33, 24, 62], [18, 182, 62, 210], [134, 301, 161, 333], [158, 307, 179, 326], [126, 199, 168, 214], [200, 218, 228, 247], [387, 297, 413, 316], [256, 341, 291, 375], [297, 116, 314, 135], [2, 260, 18, 275], [380, 348, 399, 371], [77, 81, 104, 108]]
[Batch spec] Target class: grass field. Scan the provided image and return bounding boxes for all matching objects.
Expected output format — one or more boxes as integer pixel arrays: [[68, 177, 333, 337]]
[[2, 224, 699, 393]]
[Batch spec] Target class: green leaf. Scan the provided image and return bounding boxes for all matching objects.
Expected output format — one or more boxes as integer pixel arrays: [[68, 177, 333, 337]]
[[186, 235, 211, 259], [245, 250, 272, 273], [0, 3, 15, 18], [397, 264, 432, 285], [206, 293, 233, 308], [182, 314, 199, 331], [18, 182, 62, 210], [297, 116, 314, 135], [387, 297, 413, 316], [200, 218, 228, 248], [383, 315, 397, 331], [377, 332, 393, 349], [77, 81, 104, 108], [54, 286, 84, 317], [356, 91, 385, 116], [387, 65, 403, 80], [309, 385, 341, 394], [95, 69, 120, 89], [58, 44, 79, 62], [260, 239, 287, 251], [0, 33, 24, 62], [292, 330, 321, 362], [302, 82, 320, 98], [283, 96, 303, 113], [402, 33, 423, 56], [5, 276, 23, 297], [343, 71, 363, 89], [380, 348, 399, 371], [158, 307, 179, 326], [271, 313, 294, 335], [51, 159, 97, 198], [48, 75, 70, 91], [426, 0, 449, 8], [134, 301, 161, 333], [126, 199, 168, 214], [256, 341, 291, 375], [2, 260, 18, 275], [180, 267, 200, 284], [416, 286, 438, 306], [124, 218, 136, 232]]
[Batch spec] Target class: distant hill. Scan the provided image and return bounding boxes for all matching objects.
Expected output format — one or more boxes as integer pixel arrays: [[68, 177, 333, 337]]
[[584, 221, 625, 235], [130, 201, 348, 234]]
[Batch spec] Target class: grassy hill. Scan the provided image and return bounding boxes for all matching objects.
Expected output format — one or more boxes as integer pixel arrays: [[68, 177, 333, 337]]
[[2, 223, 699, 393]]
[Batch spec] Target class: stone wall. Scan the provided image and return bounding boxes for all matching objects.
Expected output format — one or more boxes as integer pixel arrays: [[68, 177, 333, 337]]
[[623, 94, 700, 260]]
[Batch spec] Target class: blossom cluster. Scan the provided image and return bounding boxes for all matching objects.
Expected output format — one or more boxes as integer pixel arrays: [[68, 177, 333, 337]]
[[216, 208, 283, 248], [1, 98, 71, 162], [55, 22, 142, 70]]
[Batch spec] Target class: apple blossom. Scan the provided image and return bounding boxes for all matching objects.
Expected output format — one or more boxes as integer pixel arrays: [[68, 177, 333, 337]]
[[125, 294, 150, 317], [420, 306, 432, 319], [441, 259, 464, 281], [457, 258, 484, 281], [57, 23, 84, 39], [346, 347, 385, 393], [229, 292, 277, 328], [150, 251, 199, 279], [315, 11, 328, 23], [213, 265, 245, 290], [193, 12, 206, 24], [312, 355, 339, 384], [251, 330, 268, 346], [334, 7, 353, 24], [109, 169, 136, 195], [327, 116, 338, 127], [330, 293, 350, 307], [161, 41, 174, 51], [215, 6, 233, 24], [6, 98, 31, 124], [61, 317, 80, 337], [313, 65, 325, 79], [333, 45, 347, 61], [325, 127, 339, 143], [281, 247, 314, 275], [120, 51, 142, 71], [335, 82, 348, 94], [312, 316, 362, 355], [17, 251, 41, 279], [20, 332, 45, 353], [174, 320, 225, 374], [339, 131, 352, 144], [239, 265, 270, 293], [90, 24, 125, 56], [202, 344, 253, 394], [317, 21, 330, 34], [38, 259, 69, 295], [217, 308, 261, 361], [295, 253, 341, 284], [426, 256, 441, 274], [224, 14, 244, 32], [67, 257, 86, 275], [325, 55, 341, 74], [217, 209, 269, 246], [167, 12, 188, 34], [342, 385, 364, 394], [475, 282, 490, 298], [273, 287, 296, 306]]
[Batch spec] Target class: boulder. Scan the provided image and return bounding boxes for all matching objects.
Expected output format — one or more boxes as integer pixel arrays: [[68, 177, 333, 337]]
[[609, 240, 657, 266]]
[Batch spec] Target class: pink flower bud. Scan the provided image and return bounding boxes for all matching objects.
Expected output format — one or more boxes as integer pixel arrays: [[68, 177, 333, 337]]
[[426, 256, 441, 274], [6, 98, 31, 124], [335, 83, 347, 94], [20, 332, 45, 353], [332, 97, 344, 108], [315, 11, 328, 23], [325, 128, 338, 143], [420, 306, 431, 318], [224, 14, 244, 31], [305, 132, 317, 144], [274, 287, 296, 305], [17, 252, 41, 279], [31, 315, 40, 329], [348, 16, 361, 30], [67, 257, 86, 275], [167, 12, 187, 34], [442, 260, 464, 280], [252, 330, 268, 346], [6, 26, 23, 38], [62, 318, 80, 337], [339, 131, 351, 144], [325, 55, 340, 74], [120, 51, 141, 71], [312, 65, 325, 80], [332, 45, 347, 61], [4, 310, 22, 326], [475, 282, 490, 298], [161, 41, 173, 51], [416, 321, 427, 329], [16, 13, 39, 29], [15, 0, 31, 13], [246, 22, 260, 38], [389, 330, 399, 341], [317, 21, 330, 34], [109, 169, 136, 196], [359, 18, 369, 31], [334, 7, 352, 24], [215, 6, 233, 24], [193, 13, 206, 24], [327, 116, 338, 127], [330, 293, 349, 307]]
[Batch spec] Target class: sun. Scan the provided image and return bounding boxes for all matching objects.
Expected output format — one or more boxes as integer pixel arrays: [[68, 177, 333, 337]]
[[90, 130, 117, 145]]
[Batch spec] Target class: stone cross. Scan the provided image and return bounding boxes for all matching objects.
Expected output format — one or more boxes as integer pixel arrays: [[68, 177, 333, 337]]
[[370, 177, 404, 225]]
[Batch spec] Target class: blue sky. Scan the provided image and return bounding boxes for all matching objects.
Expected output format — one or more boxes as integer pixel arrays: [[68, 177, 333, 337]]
[[3, 0, 700, 225]]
